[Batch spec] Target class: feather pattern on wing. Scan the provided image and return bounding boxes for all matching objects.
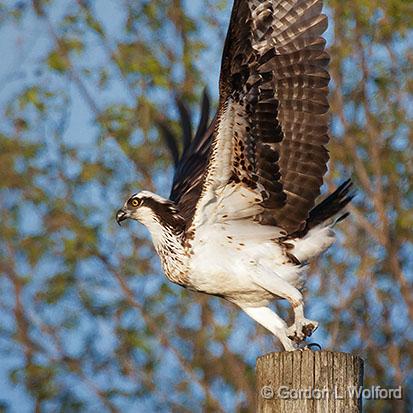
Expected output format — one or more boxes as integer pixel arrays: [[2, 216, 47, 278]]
[[191, 0, 331, 233]]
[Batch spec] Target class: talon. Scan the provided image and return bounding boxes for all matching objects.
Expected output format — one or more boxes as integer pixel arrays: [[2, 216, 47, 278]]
[[304, 342, 322, 351], [302, 323, 316, 337], [288, 332, 303, 343], [287, 327, 304, 343], [287, 319, 318, 344]]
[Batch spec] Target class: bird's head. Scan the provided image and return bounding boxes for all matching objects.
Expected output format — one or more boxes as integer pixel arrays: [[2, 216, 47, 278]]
[[116, 191, 184, 230]]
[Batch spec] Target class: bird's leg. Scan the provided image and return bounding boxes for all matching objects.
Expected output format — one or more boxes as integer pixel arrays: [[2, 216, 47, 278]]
[[250, 271, 318, 343], [241, 306, 297, 351], [286, 301, 318, 343]]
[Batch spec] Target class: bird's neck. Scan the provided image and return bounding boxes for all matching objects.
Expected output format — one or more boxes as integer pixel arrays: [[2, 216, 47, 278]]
[[145, 218, 185, 253], [138, 206, 189, 285], [151, 223, 190, 286]]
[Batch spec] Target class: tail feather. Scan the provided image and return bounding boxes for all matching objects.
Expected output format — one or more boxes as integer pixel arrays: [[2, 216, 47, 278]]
[[290, 179, 354, 238]]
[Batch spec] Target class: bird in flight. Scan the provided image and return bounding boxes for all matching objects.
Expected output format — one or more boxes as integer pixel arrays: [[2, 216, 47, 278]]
[[116, 0, 353, 351]]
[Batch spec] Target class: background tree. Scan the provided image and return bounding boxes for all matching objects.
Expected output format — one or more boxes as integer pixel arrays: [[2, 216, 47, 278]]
[[0, 0, 411, 411]]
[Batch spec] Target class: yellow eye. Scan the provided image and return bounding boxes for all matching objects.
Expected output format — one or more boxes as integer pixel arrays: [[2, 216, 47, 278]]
[[131, 199, 139, 207]]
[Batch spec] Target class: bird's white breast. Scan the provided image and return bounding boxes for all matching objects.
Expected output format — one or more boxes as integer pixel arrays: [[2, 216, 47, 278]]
[[187, 219, 301, 306]]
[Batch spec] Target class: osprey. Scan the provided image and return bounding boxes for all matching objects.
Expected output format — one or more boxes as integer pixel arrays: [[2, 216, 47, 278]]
[[116, 0, 353, 351]]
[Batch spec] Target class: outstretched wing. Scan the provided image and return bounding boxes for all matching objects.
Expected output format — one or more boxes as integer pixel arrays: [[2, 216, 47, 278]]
[[191, 0, 330, 234]]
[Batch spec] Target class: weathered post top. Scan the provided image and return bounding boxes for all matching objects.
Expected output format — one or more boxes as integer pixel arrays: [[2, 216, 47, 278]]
[[256, 350, 364, 413]]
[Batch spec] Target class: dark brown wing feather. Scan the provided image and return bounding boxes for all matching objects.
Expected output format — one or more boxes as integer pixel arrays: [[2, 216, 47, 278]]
[[176, 99, 192, 150], [157, 121, 180, 167], [214, 0, 330, 233], [162, 0, 331, 234], [159, 90, 214, 222]]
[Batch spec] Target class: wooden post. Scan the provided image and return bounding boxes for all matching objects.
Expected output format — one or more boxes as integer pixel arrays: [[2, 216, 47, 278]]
[[256, 350, 363, 413]]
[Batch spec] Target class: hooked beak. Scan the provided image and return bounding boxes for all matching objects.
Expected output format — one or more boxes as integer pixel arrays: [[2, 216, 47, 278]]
[[116, 209, 128, 226]]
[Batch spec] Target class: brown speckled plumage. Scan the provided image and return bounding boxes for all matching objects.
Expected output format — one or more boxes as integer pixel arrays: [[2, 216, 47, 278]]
[[160, 0, 338, 236]]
